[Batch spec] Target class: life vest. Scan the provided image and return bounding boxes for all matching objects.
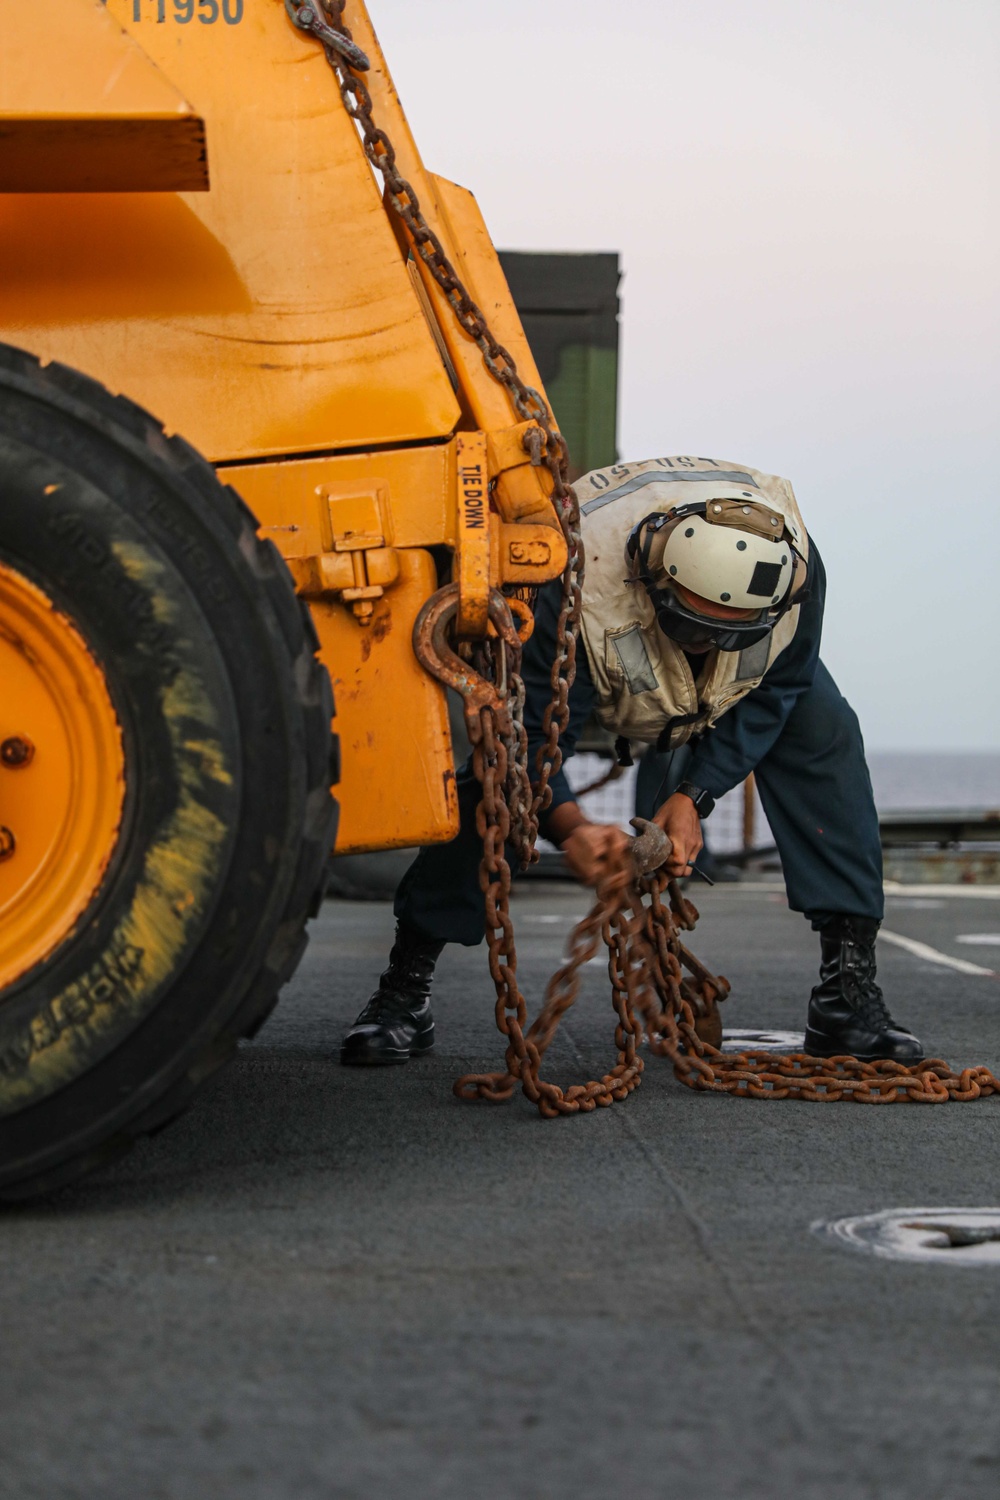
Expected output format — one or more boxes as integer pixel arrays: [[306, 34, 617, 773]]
[[576, 456, 810, 750]]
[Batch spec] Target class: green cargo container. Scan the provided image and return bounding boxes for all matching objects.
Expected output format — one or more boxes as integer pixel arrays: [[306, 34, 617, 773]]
[[498, 251, 621, 478]]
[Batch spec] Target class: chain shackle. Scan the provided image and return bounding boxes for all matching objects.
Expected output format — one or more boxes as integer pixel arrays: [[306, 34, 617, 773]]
[[284, 0, 371, 68]]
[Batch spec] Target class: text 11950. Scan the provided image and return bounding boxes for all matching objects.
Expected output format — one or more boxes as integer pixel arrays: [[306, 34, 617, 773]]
[[133, 0, 244, 24]]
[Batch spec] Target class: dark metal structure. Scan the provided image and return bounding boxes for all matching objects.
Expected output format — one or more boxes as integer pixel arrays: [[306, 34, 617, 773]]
[[499, 252, 621, 477]]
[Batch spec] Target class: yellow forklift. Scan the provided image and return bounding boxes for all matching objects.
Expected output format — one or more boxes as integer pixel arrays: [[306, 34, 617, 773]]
[[0, 0, 572, 1195]]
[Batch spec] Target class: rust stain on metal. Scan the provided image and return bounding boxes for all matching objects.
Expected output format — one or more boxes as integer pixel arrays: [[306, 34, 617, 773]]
[[1, 736, 34, 768]]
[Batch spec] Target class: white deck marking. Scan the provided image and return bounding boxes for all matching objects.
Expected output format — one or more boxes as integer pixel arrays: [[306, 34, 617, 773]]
[[722, 1028, 806, 1053], [879, 928, 997, 978], [713, 883, 1000, 899], [814, 1207, 1000, 1266], [883, 882, 1000, 900]]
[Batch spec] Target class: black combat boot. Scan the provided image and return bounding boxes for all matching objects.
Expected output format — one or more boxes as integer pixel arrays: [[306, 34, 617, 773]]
[[340, 923, 444, 1066], [804, 915, 924, 1063]]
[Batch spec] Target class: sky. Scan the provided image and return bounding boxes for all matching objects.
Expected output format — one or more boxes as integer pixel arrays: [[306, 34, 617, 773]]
[[369, 0, 999, 752]]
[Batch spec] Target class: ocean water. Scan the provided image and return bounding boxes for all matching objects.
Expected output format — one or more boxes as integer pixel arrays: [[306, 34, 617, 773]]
[[866, 751, 1000, 812], [567, 750, 1000, 855]]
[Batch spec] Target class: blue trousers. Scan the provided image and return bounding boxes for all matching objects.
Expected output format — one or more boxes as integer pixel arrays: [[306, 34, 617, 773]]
[[394, 660, 884, 946]]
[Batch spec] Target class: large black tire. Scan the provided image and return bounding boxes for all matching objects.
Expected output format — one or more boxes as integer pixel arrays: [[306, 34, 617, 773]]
[[0, 343, 338, 1199]]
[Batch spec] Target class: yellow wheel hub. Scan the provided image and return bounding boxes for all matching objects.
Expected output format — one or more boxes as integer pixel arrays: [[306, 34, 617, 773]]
[[0, 559, 126, 991]]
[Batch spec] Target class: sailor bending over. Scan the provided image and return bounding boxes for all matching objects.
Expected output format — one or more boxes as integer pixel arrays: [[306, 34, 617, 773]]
[[341, 456, 923, 1068]]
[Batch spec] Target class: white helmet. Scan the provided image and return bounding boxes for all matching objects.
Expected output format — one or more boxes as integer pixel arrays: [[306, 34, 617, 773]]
[[625, 497, 807, 652]]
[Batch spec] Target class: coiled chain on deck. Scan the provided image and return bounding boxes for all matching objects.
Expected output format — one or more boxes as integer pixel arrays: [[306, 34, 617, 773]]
[[455, 768, 1000, 1113], [290, 0, 1000, 1115]]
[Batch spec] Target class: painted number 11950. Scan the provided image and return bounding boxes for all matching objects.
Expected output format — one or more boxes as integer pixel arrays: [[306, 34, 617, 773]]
[[132, 0, 244, 23]]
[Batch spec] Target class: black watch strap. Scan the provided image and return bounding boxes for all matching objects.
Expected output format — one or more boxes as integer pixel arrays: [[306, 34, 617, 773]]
[[676, 780, 716, 818]]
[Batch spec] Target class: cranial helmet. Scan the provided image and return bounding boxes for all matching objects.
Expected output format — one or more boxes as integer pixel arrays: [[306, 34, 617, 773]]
[[625, 497, 808, 652]]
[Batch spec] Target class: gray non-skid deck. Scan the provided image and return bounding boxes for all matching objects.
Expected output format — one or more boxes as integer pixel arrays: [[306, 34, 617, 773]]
[[4, 884, 1000, 1499]]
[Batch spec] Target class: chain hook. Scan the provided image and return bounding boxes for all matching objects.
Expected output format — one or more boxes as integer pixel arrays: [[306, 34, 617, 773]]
[[627, 817, 672, 877], [412, 584, 521, 717]]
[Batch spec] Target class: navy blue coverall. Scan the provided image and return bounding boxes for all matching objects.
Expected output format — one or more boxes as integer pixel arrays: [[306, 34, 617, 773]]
[[394, 544, 884, 945]]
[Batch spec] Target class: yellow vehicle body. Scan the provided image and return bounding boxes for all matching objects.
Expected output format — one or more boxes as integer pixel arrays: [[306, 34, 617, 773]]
[[0, 0, 566, 887]]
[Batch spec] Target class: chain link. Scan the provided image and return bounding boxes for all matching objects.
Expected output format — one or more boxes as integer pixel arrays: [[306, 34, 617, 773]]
[[295, 0, 1000, 1115]]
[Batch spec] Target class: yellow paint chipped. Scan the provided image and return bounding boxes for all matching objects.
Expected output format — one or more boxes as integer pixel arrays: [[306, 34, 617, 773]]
[[182, 738, 234, 788], [0, 782, 231, 1114]]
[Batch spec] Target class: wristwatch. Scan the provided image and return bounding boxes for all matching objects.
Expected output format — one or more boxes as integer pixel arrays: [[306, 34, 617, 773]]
[[675, 780, 716, 819]]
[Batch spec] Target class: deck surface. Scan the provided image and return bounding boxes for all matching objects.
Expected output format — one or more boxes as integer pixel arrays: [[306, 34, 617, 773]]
[[4, 884, 1000, 1499]]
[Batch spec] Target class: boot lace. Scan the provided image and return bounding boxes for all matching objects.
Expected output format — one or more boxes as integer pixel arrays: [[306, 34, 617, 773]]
[[356, 992, 399, 1025], [356, 950, 435, 1024], [356, 980, 418, 1025], [846, 939, 899, 1032]]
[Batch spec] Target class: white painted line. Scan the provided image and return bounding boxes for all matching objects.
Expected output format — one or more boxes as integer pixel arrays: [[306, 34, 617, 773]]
[[956, 934, 1000, 946], [710, 881, 787, 893], [694, 882, 1000, 900], [879, 927, 997, 978], [883, 882, 1000, 900]]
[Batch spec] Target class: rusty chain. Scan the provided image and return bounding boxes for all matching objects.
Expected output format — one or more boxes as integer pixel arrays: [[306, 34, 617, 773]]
[[454, 823, 728, 1112], [286, 0, 583, 1078], [285, 0, 582, 825], [293, 0, 1000, 1114], [457, 838, 1000, 1112]]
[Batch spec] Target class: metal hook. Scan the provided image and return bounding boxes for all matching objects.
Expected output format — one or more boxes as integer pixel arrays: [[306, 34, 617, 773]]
[[413, 584, 521, 716], [627, 817, 672, 876]]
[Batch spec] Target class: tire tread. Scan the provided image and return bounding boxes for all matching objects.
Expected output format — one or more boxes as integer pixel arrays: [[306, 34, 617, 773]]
[[0, 343, 338, 1199]]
